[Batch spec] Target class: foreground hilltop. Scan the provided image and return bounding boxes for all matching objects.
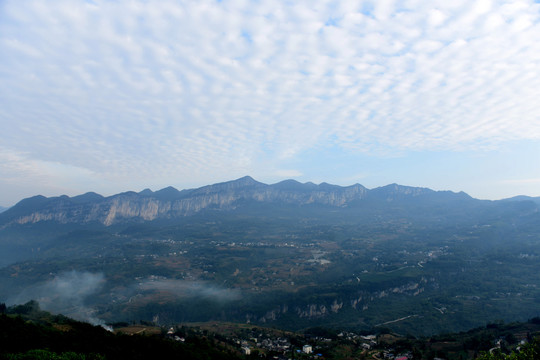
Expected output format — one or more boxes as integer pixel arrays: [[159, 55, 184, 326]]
[[2, 301, 540, 360]]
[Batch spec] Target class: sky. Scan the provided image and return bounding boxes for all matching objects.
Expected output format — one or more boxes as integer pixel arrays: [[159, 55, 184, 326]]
[[1, 0, 540, 206]]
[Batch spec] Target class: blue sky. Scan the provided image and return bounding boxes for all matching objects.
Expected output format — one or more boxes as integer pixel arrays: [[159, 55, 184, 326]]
[[1, 0, 540, 206]]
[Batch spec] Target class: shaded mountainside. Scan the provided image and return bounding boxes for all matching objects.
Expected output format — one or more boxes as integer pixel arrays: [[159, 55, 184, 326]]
[[0, 176, 512, 228], [0, 176, 369, 227]]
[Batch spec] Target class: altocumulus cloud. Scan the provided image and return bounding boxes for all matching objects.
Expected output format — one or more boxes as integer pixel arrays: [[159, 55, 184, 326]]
[[1, 0, 540, 199]]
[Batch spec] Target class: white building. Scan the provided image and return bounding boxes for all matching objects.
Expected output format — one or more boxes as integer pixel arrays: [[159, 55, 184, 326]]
[[303, 345, 313, 354]]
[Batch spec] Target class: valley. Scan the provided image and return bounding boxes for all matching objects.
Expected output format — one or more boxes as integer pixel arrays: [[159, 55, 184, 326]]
[[1, 177, 540, 337]]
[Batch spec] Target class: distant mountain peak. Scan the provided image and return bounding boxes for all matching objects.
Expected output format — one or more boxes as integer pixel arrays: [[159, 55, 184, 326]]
[[271, 179, 312, 191], [499, 195, 540, 205], [232, 175, 260, 186], [71, 192, 104, 203], [194, 176, 264, 195], [139, 188, 154, 196]]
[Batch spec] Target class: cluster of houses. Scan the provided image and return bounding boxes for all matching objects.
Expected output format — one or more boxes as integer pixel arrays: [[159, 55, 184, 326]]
[[241, 343, 316, 358], [165, 325, 417, 359], [166, 327, 185, 342], [239, 336, 293, 355], [380, 352, 412, 360], [237, 330, 385, 358]]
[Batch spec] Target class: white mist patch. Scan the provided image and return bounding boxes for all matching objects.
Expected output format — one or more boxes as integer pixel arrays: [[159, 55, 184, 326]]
[[8, 271, 109, 328], [45, 271, 104, 303], [137, 279, 241, 302]]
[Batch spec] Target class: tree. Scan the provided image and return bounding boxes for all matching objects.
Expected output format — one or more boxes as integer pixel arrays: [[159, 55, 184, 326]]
[[476, 339, 539, 360]]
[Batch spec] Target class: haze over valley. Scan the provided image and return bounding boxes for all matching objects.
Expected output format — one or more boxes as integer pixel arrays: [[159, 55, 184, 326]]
[[1, 177, 539, 337]]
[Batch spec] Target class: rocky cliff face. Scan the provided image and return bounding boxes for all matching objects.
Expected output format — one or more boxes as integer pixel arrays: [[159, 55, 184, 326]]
[[0, 176, 469, 228], [244, 279, 427, 325]]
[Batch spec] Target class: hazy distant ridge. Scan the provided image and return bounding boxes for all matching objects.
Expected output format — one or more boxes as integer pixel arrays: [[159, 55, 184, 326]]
[[0, 176, 526, 228]]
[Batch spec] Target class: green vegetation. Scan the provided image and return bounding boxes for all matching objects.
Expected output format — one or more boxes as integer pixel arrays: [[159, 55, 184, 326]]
[[2, 301, 540, 360], [0, 303, 241, 360], [1, 210, 540, 335], [476, 339, 539, 360]]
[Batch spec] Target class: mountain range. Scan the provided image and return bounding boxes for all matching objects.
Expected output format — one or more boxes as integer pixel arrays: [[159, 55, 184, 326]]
[[2, 175, 533, 228]]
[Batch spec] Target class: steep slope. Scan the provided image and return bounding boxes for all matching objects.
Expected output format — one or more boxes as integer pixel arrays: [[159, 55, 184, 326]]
[[1, 176, 537, 235], [1, 176, 371, 227]]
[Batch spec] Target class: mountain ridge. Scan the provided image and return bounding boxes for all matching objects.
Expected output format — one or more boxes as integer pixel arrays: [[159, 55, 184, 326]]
[[0, 176, 532, 228]]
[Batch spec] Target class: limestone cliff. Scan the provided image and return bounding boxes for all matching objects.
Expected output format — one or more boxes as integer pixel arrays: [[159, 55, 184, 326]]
[[0, 176, 469, 228]]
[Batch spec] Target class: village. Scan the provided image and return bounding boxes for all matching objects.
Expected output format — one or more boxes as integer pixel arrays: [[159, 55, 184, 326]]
[[164, 324, 415, 360]]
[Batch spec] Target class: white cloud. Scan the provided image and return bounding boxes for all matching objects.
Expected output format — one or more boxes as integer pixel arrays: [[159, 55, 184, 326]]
[[0, 0, 540, 200], [0, 147, 107, 201]]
